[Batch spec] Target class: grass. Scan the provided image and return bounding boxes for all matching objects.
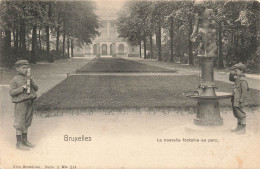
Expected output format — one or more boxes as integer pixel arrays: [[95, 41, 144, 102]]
[[34, 75, 260, 111], [77, 57, 177, 73]]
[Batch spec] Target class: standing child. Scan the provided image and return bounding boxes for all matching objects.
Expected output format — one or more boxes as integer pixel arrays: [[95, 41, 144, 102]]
[[10, 60, 38, 150], [229, 63, 249, 134]]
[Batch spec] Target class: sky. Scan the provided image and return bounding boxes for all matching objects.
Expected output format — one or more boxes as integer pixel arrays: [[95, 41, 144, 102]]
[[93, 0, 127, 18], [94, 0, 126, 11]]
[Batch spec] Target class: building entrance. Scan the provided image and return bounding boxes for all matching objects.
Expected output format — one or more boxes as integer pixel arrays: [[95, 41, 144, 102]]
[[102, 44, 107, 55]]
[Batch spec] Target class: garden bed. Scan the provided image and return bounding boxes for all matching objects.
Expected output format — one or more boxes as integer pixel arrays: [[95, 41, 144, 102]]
[[35, 75, 260, 112]]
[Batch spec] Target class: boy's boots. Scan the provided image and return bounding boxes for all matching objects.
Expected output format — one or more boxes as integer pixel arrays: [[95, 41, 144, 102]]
[[16, 135, 29, 151], [236, 124, 246, 134], [22, 133, 35, 148], [231, 122, 241, 132]]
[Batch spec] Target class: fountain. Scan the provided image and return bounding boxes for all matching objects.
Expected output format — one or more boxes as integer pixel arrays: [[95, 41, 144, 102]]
[[184, 4, 232, 126]]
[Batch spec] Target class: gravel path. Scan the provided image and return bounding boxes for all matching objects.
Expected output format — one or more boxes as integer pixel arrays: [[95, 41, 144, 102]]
[[77, 57, 177, 73]]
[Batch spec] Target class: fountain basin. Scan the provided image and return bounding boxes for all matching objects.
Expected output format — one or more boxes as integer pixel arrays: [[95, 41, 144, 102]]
[[184, 91, 233, 101], [184, 91, 233, 126]]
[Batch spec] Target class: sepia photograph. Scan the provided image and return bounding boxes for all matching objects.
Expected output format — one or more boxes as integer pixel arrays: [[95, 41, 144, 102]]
[[0, 0, 260, 168]]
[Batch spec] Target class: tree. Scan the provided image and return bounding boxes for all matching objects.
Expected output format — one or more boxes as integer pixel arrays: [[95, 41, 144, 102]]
[[45, 2, 53, 62], [205, 1, 259, 69], [117, 1, 144, 58], [169, 1, 194, 64], [57, 1, 100, 58], [150, 1, 168, 61], [28, 1, 45, 63], [169, 16, 174, 62], [0, 1, 100, 66], [149, 34, 154, 59], [117, 1, 156, 59], [71, 39, 74, 57]]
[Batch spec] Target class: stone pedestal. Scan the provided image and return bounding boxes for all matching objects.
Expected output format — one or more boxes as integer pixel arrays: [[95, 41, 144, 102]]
[[195, 57, 222, 126], [185, 56, 232, 127], [194, 98, 223, 126]]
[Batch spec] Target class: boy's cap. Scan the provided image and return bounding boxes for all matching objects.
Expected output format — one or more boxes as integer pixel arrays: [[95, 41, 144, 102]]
[[15, 60, 29, 67], [231, 63, 246, 71]]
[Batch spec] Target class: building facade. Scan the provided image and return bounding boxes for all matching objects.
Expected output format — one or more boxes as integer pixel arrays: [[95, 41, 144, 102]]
[[85, 16, 139, 57], [73, 7, 139, 58]]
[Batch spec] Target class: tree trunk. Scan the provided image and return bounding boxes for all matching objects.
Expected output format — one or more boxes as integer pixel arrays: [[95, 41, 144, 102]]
[[46, 25, 50, 52], [56, 26, 60, 52], [188, 15, 193, 65], [139, 40, 142, 58], [3, 1, 11, 50], [71, 39, 74, 57], [143, 32, 147, 59], [3, 29, 11, 64], [67, 38, 70, 58], [62, 28, 66, 59], [38, 28, 42, 51], [19, 27, 21, 48], [149, 34, 153, 59], [234, 35, 240, 61], [179, 29, 184, 62], [19, 36, 21, 48], [170, 17, 174, 62], [13, 28, 19, 59], [20, 20, 26, 51], [217, 22, 224, 68], [12, 30, 16, 47], [46, 3, 53, 62], [15, 28, 19, 49], [157, 16, 162, 61], [156, 33, 159, 60], [4, 30, 11, 49], [31, 25, 37, 63]]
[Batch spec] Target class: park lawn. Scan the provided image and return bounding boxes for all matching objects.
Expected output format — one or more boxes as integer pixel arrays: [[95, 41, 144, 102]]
[[34, 75, 260, 111], [77, 57, 177, 73]]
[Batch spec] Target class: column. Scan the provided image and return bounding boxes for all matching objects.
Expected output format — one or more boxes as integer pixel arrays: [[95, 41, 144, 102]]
[[107, 22, 110, 38], [112, 42, 116, 57], [96, 42, 100, 57], [108, 43, 110, 55]]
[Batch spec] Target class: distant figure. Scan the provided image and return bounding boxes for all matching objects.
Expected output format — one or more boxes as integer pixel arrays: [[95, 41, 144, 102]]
[[190, 5, 217, 57], [10, 60, 38, 150], [229, 63, 249, 134]]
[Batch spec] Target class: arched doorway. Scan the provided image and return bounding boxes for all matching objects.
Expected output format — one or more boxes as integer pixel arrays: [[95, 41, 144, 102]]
[[102, 44, 107, 55], [93, 44, 97, 55], [118, 44, 124, 54], [110, 44, 113, 55]]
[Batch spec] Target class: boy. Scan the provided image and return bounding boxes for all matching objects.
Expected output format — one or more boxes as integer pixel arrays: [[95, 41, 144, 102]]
[[229, 63, 249, 134], [10, 60, 38, 150]]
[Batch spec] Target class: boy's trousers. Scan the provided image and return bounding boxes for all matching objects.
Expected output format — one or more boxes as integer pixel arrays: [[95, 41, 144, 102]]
[[232, 105, 246, 124], [13, 99, 34, 132]]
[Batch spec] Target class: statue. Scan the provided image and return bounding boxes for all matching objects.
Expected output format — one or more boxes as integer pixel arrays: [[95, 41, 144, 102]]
[[185, 2, 233, 127], [190, 5, 217, 57]]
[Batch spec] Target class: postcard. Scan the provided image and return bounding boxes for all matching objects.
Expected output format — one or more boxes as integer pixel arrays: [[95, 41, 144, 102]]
[[0, 0, 260, 169]]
